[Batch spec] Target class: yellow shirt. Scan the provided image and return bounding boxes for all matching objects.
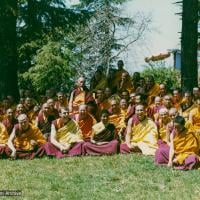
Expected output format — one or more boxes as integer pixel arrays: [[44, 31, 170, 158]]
[[56, 119, 83, 145], [130, 118, 158, 155]]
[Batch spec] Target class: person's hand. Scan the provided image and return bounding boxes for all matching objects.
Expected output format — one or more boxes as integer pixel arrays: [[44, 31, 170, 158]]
[[167, 161, 173, 168], [127, 143, 135, 149], [60, 145, 70, 154], [30, 140, 37, 146], [10, 149, 16, 159]]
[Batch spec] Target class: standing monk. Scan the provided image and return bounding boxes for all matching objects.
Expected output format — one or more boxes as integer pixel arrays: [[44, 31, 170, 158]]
[[146, 76, 160, 105], [69, 76, 95, 114]]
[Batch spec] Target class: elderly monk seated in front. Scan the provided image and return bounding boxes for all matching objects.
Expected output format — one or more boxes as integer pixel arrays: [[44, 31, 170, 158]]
[[155, 116, 200, 170], [43, 107, 84, 158], [83, 109, 119, 156], [120, 104, 158, 156], [7, 114, 46, 159]]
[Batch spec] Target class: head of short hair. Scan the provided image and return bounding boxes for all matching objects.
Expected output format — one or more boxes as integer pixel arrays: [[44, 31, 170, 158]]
[[174, 116, 185, 126]]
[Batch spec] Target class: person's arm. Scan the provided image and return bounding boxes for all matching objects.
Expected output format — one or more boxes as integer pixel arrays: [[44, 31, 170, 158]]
[[35, 116, 39, 127], [68, 91, 74, 113], [188, 111, 194, 125], [166, 124, 171, 145], [168, 133, 174, 167], [7, 128, 17, 158], [90, 127, 96, 144], [125, 118, 133, 149]]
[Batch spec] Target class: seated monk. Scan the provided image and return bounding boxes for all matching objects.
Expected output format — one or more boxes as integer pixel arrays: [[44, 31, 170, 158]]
[[46, 98, 59, 119], [43, 107, 84, 158], [0, 98, 13, 120], [119, 90, 130, 103], [36, 103, 56, 139], [108, 99, 126, 141], [104, 87, 121, 104], [2, 108, 18, 135], [189, 98, 200, 132], [157, 84, 167, 98], [147, 96, 164, 121], [69, 76, 95, 114], [83, 109, 119, 156], [126, 93, 147, 123], [155, 116, 200, 170], [73, 104, 96, 141], [120, 99, 128, 119], [95, 89, 110, 111], [180, 91, 196, 120], [15, 103, 26, 118], [7, 114, 46, 159], [192, 87, 200, 102], [54, 92, 68, 112], [135, 77, 146, 95], [126, 93, 136, 121], [120, 104, 158, 155], [156, 108, 171, 143], [0, 123, 10, 158], [23, 97, 36, 123], [162, 95, 173, 110], [172, 88, 182, 109]]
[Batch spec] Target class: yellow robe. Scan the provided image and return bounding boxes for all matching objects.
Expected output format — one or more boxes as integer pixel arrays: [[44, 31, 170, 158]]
[[0, 123, 9, 145], [147, 83, 160, 105], [190, 108, 200, 131], [56, 119, 83, 145], [77, 114, 96, 140], [130, 118, 158, 155], [182, 103, 196, 120], [14, 124, 46, 151], [109, 111, 126, 133], [73, 91, 85, 113], [158, 126, 168, 143], [174, 130, 200, 164], [120, 108, 128, 119]]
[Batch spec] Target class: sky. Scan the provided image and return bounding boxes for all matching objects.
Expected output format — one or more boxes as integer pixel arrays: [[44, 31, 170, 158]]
[[68, 0, 182, 73], [121, 0, 182, 72]]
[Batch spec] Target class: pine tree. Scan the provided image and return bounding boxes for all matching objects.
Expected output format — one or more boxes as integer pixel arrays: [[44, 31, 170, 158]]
[[0, 0, 19, 100], [181, 0, 198, 91]]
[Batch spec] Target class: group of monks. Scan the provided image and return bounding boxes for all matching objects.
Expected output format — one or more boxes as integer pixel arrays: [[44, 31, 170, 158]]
[[0, 60, 200, 171]]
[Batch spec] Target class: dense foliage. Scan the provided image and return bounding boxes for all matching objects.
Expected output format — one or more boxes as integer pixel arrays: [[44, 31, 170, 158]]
[[141, 62, 181, 92]]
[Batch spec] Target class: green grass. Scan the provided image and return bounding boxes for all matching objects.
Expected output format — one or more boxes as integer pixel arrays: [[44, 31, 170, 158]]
[[0, 154, 200, 200]]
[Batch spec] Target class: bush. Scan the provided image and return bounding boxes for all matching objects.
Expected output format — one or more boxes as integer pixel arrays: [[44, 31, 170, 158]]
[[141, 64, 181, 92]]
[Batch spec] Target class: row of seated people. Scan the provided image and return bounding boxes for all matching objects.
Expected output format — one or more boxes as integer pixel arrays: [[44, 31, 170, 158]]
[[0, 75, 200, 169], [0, 103, 199, 171]]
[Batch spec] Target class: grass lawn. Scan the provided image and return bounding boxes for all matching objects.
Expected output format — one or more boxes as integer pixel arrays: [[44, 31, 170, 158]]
[[0, 154, 200, 200]]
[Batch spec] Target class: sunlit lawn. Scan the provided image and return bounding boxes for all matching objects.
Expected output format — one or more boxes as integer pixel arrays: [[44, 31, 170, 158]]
[[1, 154, 200, 200]]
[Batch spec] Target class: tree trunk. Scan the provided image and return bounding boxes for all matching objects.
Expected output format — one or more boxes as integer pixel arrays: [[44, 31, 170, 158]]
[[0, 0, 19, 101], [181, 0, 198, 92]]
